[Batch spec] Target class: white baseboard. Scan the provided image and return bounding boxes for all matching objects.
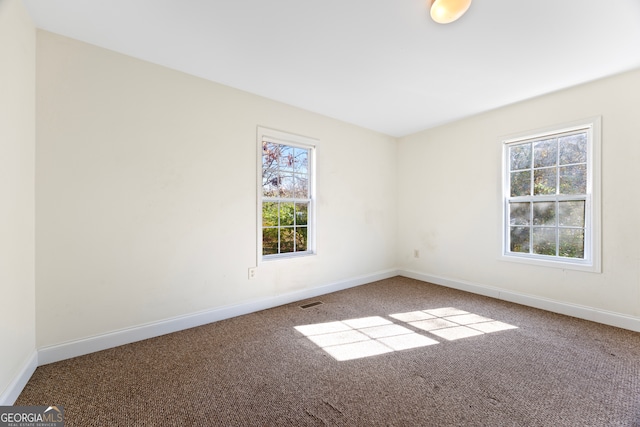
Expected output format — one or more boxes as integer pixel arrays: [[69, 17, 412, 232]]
[[0, 350, 38, 405], [38, 269, 399, 365], [399, 269, 640, 333]]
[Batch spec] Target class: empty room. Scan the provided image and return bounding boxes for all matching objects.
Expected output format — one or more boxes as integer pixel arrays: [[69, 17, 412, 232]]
[[2, 0, 640, 425]]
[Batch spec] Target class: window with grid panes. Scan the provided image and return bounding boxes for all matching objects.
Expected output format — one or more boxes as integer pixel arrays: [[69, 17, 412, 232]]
[[502, 118, 600, 271], [258, 127, 316, 260]]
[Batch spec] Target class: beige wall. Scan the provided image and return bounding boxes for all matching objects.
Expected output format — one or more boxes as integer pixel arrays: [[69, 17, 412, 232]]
[[5, 10, 638, 378], [398, 69, 640, 318], [0, 0, 36, 401], [35, 31, 397, 348]]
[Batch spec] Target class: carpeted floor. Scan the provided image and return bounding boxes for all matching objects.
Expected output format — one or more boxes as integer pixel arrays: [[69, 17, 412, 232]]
[[17, 277, 640, 426]]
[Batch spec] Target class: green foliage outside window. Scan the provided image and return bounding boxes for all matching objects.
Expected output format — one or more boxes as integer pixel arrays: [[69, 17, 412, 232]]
[[507, 131, 587, 259], [261, 140, 311, 256]]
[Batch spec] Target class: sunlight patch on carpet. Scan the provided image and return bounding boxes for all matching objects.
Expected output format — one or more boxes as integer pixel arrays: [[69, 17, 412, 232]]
[[296, 308, 517, 361], [295, 316, 437, 361], [395, 307, 519, 341]]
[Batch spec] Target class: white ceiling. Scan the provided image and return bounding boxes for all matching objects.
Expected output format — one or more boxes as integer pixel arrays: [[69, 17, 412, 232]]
[[23, 0, 640, 137]]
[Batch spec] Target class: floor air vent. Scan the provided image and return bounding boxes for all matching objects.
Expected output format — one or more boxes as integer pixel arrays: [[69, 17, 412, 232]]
[[300, 301, 323, 309]]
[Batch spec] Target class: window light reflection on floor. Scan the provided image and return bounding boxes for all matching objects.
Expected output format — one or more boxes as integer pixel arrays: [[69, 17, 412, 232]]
[[392, 308, 518, 341], [295, 308, 517, 361], [294, 316, 438, 361]]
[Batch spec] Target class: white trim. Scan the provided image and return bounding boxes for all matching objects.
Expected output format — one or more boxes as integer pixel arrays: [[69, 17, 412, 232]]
[[500, 117, 600, 144], [498, 252, 596, 272], [258, 127, 319, 149], [256, 126, 318, 264], [499, 116, 602, 273], [0, 350, 38, 405], [399, 269, 640, 333], [38, 268, 399, 365]]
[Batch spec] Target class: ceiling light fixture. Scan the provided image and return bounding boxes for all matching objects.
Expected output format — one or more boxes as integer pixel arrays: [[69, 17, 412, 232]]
[[430, 0, 472, 24]]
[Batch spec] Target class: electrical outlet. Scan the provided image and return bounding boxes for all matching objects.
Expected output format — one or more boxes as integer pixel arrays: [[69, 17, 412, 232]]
[[248, 267, 257, 279], [414, 249, 420, 258]]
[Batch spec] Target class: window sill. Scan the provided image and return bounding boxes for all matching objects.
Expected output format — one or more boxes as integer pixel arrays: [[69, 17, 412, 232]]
[[499, 253, 601, 273], [261, 251, 316, 263]]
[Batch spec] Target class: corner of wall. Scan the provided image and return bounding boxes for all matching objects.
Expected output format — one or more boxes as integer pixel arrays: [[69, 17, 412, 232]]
[[0, 0, 37, 405], [0, 352, 38, 405]]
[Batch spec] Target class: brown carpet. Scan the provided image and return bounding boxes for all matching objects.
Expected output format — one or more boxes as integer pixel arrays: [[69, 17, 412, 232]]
[[17, 277, 640, 426]]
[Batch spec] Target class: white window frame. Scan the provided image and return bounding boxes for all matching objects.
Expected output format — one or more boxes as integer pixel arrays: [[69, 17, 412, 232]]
[[500, 117, 601, 272], [257, 126, 317, 263]]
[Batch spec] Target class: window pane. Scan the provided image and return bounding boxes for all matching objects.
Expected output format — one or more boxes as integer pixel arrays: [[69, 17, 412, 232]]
[[260, 133, 315, 260], [559, 133, 587, 165], [262, 175, 279, 197], [533, 138, 557, 168], [294, 174, 309, 198], [532, 228, 556, 256], [559, 229, 585, 258], [279, 174, 294, 197], [280, 202, 294, 226], [510, 171, 531, 197], [294, 147, 308, 173], [510, 227, 530, 253], [534, 168, 557, 195], [262, 202, 278, 227], [262, 142, 279, 196], [281, 227, 294, 253], [558, 201, 585, 227], [262, 141, 279, 168], [262, 228, 278, 255], [279, 146, 294, 171], [295, 203, 308, 225], [510, 144, 531, 171], [510, 202, 530, 225], [502, 119, 596, 268], [296, 227, 308, 251], [533, 202, 556, 226], [559, 164, 586, 194]]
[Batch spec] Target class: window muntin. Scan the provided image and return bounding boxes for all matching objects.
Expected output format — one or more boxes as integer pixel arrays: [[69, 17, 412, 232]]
[[258, 128, 316, 260], [502, 118, 600, 271]]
